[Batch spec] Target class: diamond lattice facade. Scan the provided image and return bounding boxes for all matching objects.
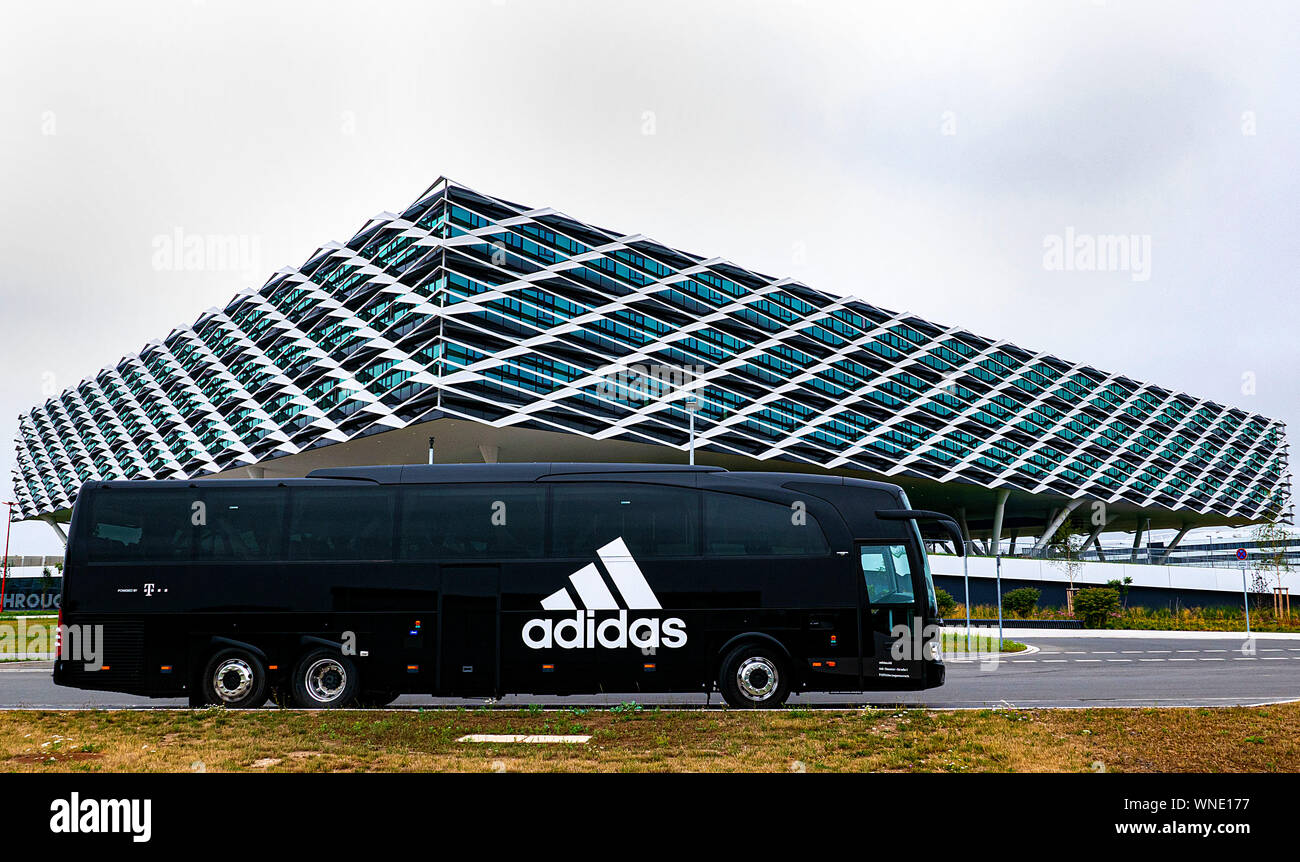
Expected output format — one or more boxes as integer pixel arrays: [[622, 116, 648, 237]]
[[13, 179, 1291, 536]]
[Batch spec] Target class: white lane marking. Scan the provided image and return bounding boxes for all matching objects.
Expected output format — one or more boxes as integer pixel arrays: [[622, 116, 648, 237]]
[[458, 734, 592, 744], [1233, 658, 1257, 661], [1168, 658, 1194, 662], [1261, 657, 1287, 660], [1041, 659, 1067, 663], [1145, 650, 1171, 653], [1092, 651, 1117, 654], [1200, 658, 1226, 661], [1138, 658, 1165, 662], [1121, 650, 1144, 654], [1177, 650, 1200, 653], [1205, 649, 1227, 653], [1064, 651, 1087, 654], [1075, 659, 1101, 663], [1106, 659, 1132, 663]]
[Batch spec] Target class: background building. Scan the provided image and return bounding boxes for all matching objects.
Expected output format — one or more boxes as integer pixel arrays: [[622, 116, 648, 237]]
[[12, 179, 1292, 563]]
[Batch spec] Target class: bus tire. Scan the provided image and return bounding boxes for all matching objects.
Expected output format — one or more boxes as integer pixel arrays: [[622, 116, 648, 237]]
[[290, 648, 359, 708], [202, 648, 269, 709], [718, 643, 791, 708]]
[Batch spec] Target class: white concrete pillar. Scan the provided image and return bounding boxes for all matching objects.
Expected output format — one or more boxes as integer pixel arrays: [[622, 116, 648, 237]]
[[1031, 498, 1085, 556]]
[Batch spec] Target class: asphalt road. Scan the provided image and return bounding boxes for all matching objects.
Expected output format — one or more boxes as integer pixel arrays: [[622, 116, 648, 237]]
[[2, 635, 1298, 709]]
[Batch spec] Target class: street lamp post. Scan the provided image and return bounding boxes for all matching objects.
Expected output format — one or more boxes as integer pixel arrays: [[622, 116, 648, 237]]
[[0, 502, 14, 614], [684, 396, 700, 466]]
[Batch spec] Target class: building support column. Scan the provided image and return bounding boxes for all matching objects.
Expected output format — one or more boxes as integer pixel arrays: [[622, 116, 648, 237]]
[[1079, 512, 1119, 556], [38, 515, 68, 548], [1030, 498, 1085, 557], [1129, 518, 1149, 563], [957, 507, 971, 555], [990, 488, 1010, 557], [1007, 529, 1018, 556], [245, 466, 265, 479], [1157, 523, 1191, 565]]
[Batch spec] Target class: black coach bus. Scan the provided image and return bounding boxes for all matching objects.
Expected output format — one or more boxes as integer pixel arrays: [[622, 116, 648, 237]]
[[54, 463, 960, 708]]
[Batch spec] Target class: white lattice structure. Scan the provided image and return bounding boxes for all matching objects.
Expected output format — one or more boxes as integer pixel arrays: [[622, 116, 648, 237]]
[[13, 178, 1291, 534]]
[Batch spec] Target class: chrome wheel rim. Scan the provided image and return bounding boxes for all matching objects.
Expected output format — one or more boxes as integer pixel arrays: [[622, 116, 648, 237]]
[[212, 658, 254, 702], [304, 658, 348, 704], [736, 656, 778, 701]]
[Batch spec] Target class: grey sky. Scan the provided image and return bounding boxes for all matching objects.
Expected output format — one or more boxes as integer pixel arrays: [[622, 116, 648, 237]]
[[2, 0, 1295, 554]]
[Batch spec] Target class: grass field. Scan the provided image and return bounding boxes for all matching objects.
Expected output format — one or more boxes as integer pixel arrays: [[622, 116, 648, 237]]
[[0, 617, 56, 659], [2, 702, 1297, 772], [940, 631, 1026, 654]]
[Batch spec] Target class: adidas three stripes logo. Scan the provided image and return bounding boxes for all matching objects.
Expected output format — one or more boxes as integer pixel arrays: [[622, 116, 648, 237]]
[[522, 537, 687, 650]]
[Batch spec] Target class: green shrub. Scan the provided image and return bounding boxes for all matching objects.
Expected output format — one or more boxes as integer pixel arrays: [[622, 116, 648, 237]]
[[934, 588, 958, 618], [1002, 587, 1041, 618], [1074, 588, 1121, 628]]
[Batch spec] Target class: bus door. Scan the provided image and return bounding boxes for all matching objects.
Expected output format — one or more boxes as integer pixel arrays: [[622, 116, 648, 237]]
[[437, 564, 500, 696], [857, 542, 924, 683]]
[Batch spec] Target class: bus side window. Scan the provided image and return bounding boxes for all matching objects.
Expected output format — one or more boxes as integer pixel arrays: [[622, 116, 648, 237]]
[[86, 490, 195, 563], [703, 492, 829, 557], [194, 489, 288, 562], [288, 487, 396, 561], [550, 484, 700, 558], [400, 484, 545, 560]]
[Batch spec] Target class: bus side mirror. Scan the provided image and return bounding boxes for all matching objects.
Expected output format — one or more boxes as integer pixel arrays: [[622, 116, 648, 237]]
[[875, 508, 965, 557]]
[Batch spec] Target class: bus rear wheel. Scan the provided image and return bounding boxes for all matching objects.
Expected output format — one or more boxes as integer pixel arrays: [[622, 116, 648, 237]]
[[718, 643, 791, 708], [290, 648, 359, 708], [201, 648, 269, 708]]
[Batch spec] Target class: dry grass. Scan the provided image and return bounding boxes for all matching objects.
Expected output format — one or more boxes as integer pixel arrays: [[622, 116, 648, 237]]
[[1, 702, 1298, 773]]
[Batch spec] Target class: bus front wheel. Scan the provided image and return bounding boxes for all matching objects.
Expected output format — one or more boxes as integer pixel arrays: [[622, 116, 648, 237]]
[[290, 648, 359, 708], [718, 643, 791, 708], [201, 648, 269, 709]]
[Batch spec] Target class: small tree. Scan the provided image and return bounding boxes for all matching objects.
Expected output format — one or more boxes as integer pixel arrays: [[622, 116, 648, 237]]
[[1003, 587, 1040, 618], [1252, 518, 1294, 616], [1074, 588, 1120, 629], [39, 565, 55, 607], [934, 588, 957, 618], [1046, 520, 1085, 612]]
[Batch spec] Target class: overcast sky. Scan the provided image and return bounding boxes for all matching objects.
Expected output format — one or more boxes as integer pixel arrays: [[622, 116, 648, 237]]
[[1, 1, 1295, 554]]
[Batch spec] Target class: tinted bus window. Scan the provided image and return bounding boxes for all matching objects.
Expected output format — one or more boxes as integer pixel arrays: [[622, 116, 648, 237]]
[[552, 483, 700, 558], [289, 487, 396, 561], [401, 484, 545, 560], [704, 491, 829, 556], [860, 544, 914, 605], [86, 488, 194, 563], [195, 488, 288, 562]]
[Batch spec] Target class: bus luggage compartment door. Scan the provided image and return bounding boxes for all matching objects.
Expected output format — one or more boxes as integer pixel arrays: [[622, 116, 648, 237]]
[[437, 565, 500, 696]]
